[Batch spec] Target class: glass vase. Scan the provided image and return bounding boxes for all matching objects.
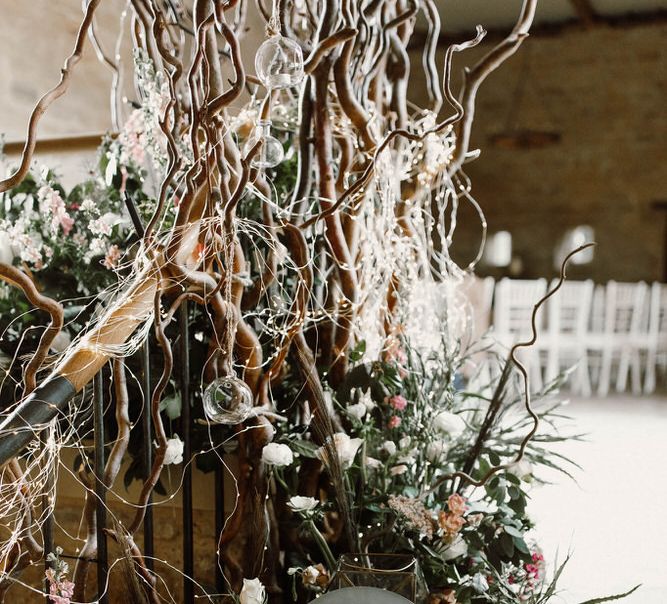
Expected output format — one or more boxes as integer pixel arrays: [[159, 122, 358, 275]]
[[330, 553, 428, 603]]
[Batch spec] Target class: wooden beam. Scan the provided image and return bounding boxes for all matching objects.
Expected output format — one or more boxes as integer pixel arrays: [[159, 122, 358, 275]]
[[2, 132, 117, 155], [410, 9, 667, 49], [569, 0, 598, 27]]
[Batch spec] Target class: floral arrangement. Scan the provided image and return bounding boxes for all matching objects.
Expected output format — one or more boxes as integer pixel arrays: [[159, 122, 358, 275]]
[[259, 334, 568, 603], [0, 2, 640, 603]]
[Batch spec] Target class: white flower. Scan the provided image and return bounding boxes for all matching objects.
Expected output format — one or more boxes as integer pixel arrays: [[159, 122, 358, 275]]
[[261, 443, 294, 467], [442, 535, 468, 560], [0, 230, 13, 264], [365, 456, 382, 469], [346, 402, 367, 420], [507, 459, 533, 481], [163, 436, 184, 465], [426, 440, 449, 463], [472, 572, 489, 593], [433, 411, 466, 438], [80, 198, 97, 213], [317, 433, 363, 468], [287, 496, 318, 512], [381, 440, 397, 456], [360, 391, 376, 412], [399, 436, 411, 449], [390, 464, 408, 476], [240, 578, 265, 604], [50, 330, 71, 353]]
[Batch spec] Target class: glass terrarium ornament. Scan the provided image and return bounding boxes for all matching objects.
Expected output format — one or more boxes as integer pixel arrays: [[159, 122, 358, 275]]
[[243, 119, 284, 168], [202, 374, 254, 424], [255, 34, 304, 89]]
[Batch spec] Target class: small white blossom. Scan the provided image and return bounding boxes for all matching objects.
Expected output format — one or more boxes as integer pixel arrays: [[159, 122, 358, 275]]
[[507, 459, 533, 481], [0, 230, 13, 264], [80, 198, 97, 213], [433, 411, 466, 438], [162, 436, 184, 465], [240, 578, 265, 604], [261, 443, 294, 466], [287, 496, 318, 512], [426, 440, 449, 463], [381, 440, 397, 456], [317, 433, 363, 468], [442, 536, 468, 560], [390, 464, 408, 476], [472, 572, 489, 593], [346, 402, 367, 420]]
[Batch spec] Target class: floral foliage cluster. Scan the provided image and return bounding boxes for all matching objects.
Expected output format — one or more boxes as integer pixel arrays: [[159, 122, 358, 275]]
[[257, 333, 582, 604], [45, 547, 75, 604]]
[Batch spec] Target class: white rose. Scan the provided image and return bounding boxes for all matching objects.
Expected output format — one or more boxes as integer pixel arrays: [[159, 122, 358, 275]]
[[390, 464, 408, 476], [442, 536, 468, 561], [381, 440, 397, 456], [433, 411, 465, 438], [426, 440, 449, 463], [162, 436, 184, 465], [507, 459, 533, 481], [317, 433, 363, 468], [240, 578, 265, 604], [287, 496, 318, 512], [261, 443, 294, 466], [346, 402, 367, 420]]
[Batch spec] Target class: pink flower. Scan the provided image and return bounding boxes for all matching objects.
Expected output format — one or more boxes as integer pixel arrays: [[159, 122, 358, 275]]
[[524, 563, 540, 579], [388, 395, 408, 411], [385, 339, 407, 366], [60, 213, 74, 236], [59, 580, 75, 598], [388, 416, 402, 429], [447, 493, 467, 516], [103, 245, 121, 270]]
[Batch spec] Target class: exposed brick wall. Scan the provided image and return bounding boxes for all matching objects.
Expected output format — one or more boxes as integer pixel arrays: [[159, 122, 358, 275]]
[[410, 21, 667, 283]]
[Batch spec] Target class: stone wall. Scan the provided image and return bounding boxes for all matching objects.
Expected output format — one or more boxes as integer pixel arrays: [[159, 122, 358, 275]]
[[409, 21, 667, 283]]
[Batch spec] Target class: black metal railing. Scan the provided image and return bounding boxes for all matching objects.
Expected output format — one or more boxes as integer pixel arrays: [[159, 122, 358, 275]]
[[41, 301, 226, 603]]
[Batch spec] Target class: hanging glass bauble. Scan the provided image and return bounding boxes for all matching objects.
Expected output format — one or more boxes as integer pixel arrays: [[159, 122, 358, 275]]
[[202, 375, 254, 424], [255, 35, 304, 89], [243, 119, 284, 168]]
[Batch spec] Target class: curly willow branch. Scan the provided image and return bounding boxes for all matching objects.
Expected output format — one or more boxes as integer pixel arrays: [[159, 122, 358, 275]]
[[0, 263, 63, 395], [424, 243, 596, 496], [0, 0, 102, 193]]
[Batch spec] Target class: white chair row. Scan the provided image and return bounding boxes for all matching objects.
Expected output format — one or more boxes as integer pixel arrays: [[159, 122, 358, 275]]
[[472, 277, 667, 396]]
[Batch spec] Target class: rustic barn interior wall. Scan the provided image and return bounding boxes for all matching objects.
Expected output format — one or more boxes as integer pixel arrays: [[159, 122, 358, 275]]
[[409, 20, 667, 282]]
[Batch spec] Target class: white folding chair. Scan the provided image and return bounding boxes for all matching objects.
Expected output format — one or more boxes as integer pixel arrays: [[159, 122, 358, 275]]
[[594, 281, 648, 396], [544, 279, 594, 395], [643, 282, 667, 394], [492, 278, 548, 392]]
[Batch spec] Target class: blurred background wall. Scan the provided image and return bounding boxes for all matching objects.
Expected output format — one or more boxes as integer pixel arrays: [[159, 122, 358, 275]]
[[414, 19, 667, 283]]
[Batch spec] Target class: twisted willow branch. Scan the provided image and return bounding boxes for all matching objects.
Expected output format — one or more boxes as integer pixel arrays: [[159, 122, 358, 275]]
[[424, 243, 597, 497]]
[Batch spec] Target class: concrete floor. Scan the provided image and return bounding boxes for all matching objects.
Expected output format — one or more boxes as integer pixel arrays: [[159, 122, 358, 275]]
[[528, 395, 667, 603]]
